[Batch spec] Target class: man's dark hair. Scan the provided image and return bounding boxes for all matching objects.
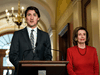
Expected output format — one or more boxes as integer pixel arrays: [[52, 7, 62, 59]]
[[25, 6, 40, 18]]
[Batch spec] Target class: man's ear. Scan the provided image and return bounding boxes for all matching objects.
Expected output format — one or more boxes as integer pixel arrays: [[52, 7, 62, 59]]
[[37, 18, 40, 22], [38, 18, 40, 21]]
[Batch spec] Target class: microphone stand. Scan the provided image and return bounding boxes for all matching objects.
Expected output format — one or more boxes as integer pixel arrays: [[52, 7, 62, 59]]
[[43, 44, 64, 61]]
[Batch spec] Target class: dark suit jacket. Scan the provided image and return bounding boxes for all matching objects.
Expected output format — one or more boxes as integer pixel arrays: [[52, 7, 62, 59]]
[[9, 27, 52, 75]]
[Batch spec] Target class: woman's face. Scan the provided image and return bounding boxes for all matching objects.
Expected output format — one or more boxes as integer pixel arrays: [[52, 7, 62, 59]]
[[77, 30, 86, 44]]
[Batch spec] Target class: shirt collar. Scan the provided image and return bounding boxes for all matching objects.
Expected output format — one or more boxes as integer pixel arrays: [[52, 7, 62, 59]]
[[27, 26, 37, 33]]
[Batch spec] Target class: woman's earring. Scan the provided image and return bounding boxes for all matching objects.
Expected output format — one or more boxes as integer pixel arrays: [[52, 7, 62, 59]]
[[75, 38, 77, 41]]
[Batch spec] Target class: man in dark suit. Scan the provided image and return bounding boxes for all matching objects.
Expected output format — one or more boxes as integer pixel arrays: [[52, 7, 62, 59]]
[[9, 6, 52, 75]]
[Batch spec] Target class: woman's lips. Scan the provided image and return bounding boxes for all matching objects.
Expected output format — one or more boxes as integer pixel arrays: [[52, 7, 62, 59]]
[[81, 39, 84, 40]]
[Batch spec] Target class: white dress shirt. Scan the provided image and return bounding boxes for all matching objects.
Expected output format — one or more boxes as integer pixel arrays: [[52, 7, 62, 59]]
[[27, 26, 37, 49]]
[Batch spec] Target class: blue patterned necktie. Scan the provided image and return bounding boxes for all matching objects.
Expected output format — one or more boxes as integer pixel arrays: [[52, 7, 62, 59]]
[[30, 30, 35, 52]]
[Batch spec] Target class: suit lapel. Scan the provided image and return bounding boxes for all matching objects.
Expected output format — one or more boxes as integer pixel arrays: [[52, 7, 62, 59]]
[[21, 28, 41, 49], [21, 27, 32, 49], [36, 28, 41, 47]]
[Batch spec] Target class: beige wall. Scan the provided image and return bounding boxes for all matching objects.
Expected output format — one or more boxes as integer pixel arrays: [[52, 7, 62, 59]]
[[91, 0, 100, 74], [56, 0, 71, 22], [56, 2, 73, 60], [85, 0, 100, 74], [98, 0, 100, 74], [86, 3, 92, 46], [72, 0, 82, 29]]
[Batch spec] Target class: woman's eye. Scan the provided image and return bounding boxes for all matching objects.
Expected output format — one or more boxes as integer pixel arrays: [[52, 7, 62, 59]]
[[84, 33, 86, 36], [78, 33, 81, 35]]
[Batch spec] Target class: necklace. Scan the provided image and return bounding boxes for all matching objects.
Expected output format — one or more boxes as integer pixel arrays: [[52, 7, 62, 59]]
[[77, 46, 87, 56]]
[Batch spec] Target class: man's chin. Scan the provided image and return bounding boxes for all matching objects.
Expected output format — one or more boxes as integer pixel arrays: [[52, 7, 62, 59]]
[[30, 25, 34, 27], [28, 24, 37, 28]]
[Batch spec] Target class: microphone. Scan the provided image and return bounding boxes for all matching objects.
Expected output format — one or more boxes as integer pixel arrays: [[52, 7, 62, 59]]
[[43, 44, 64, 61]]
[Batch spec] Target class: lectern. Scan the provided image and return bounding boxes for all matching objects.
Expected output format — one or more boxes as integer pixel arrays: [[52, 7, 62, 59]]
[[17, 61, 69, 75]]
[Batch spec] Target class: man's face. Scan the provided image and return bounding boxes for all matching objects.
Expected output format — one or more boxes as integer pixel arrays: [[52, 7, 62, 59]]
[[26, 10, 39, 29]]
